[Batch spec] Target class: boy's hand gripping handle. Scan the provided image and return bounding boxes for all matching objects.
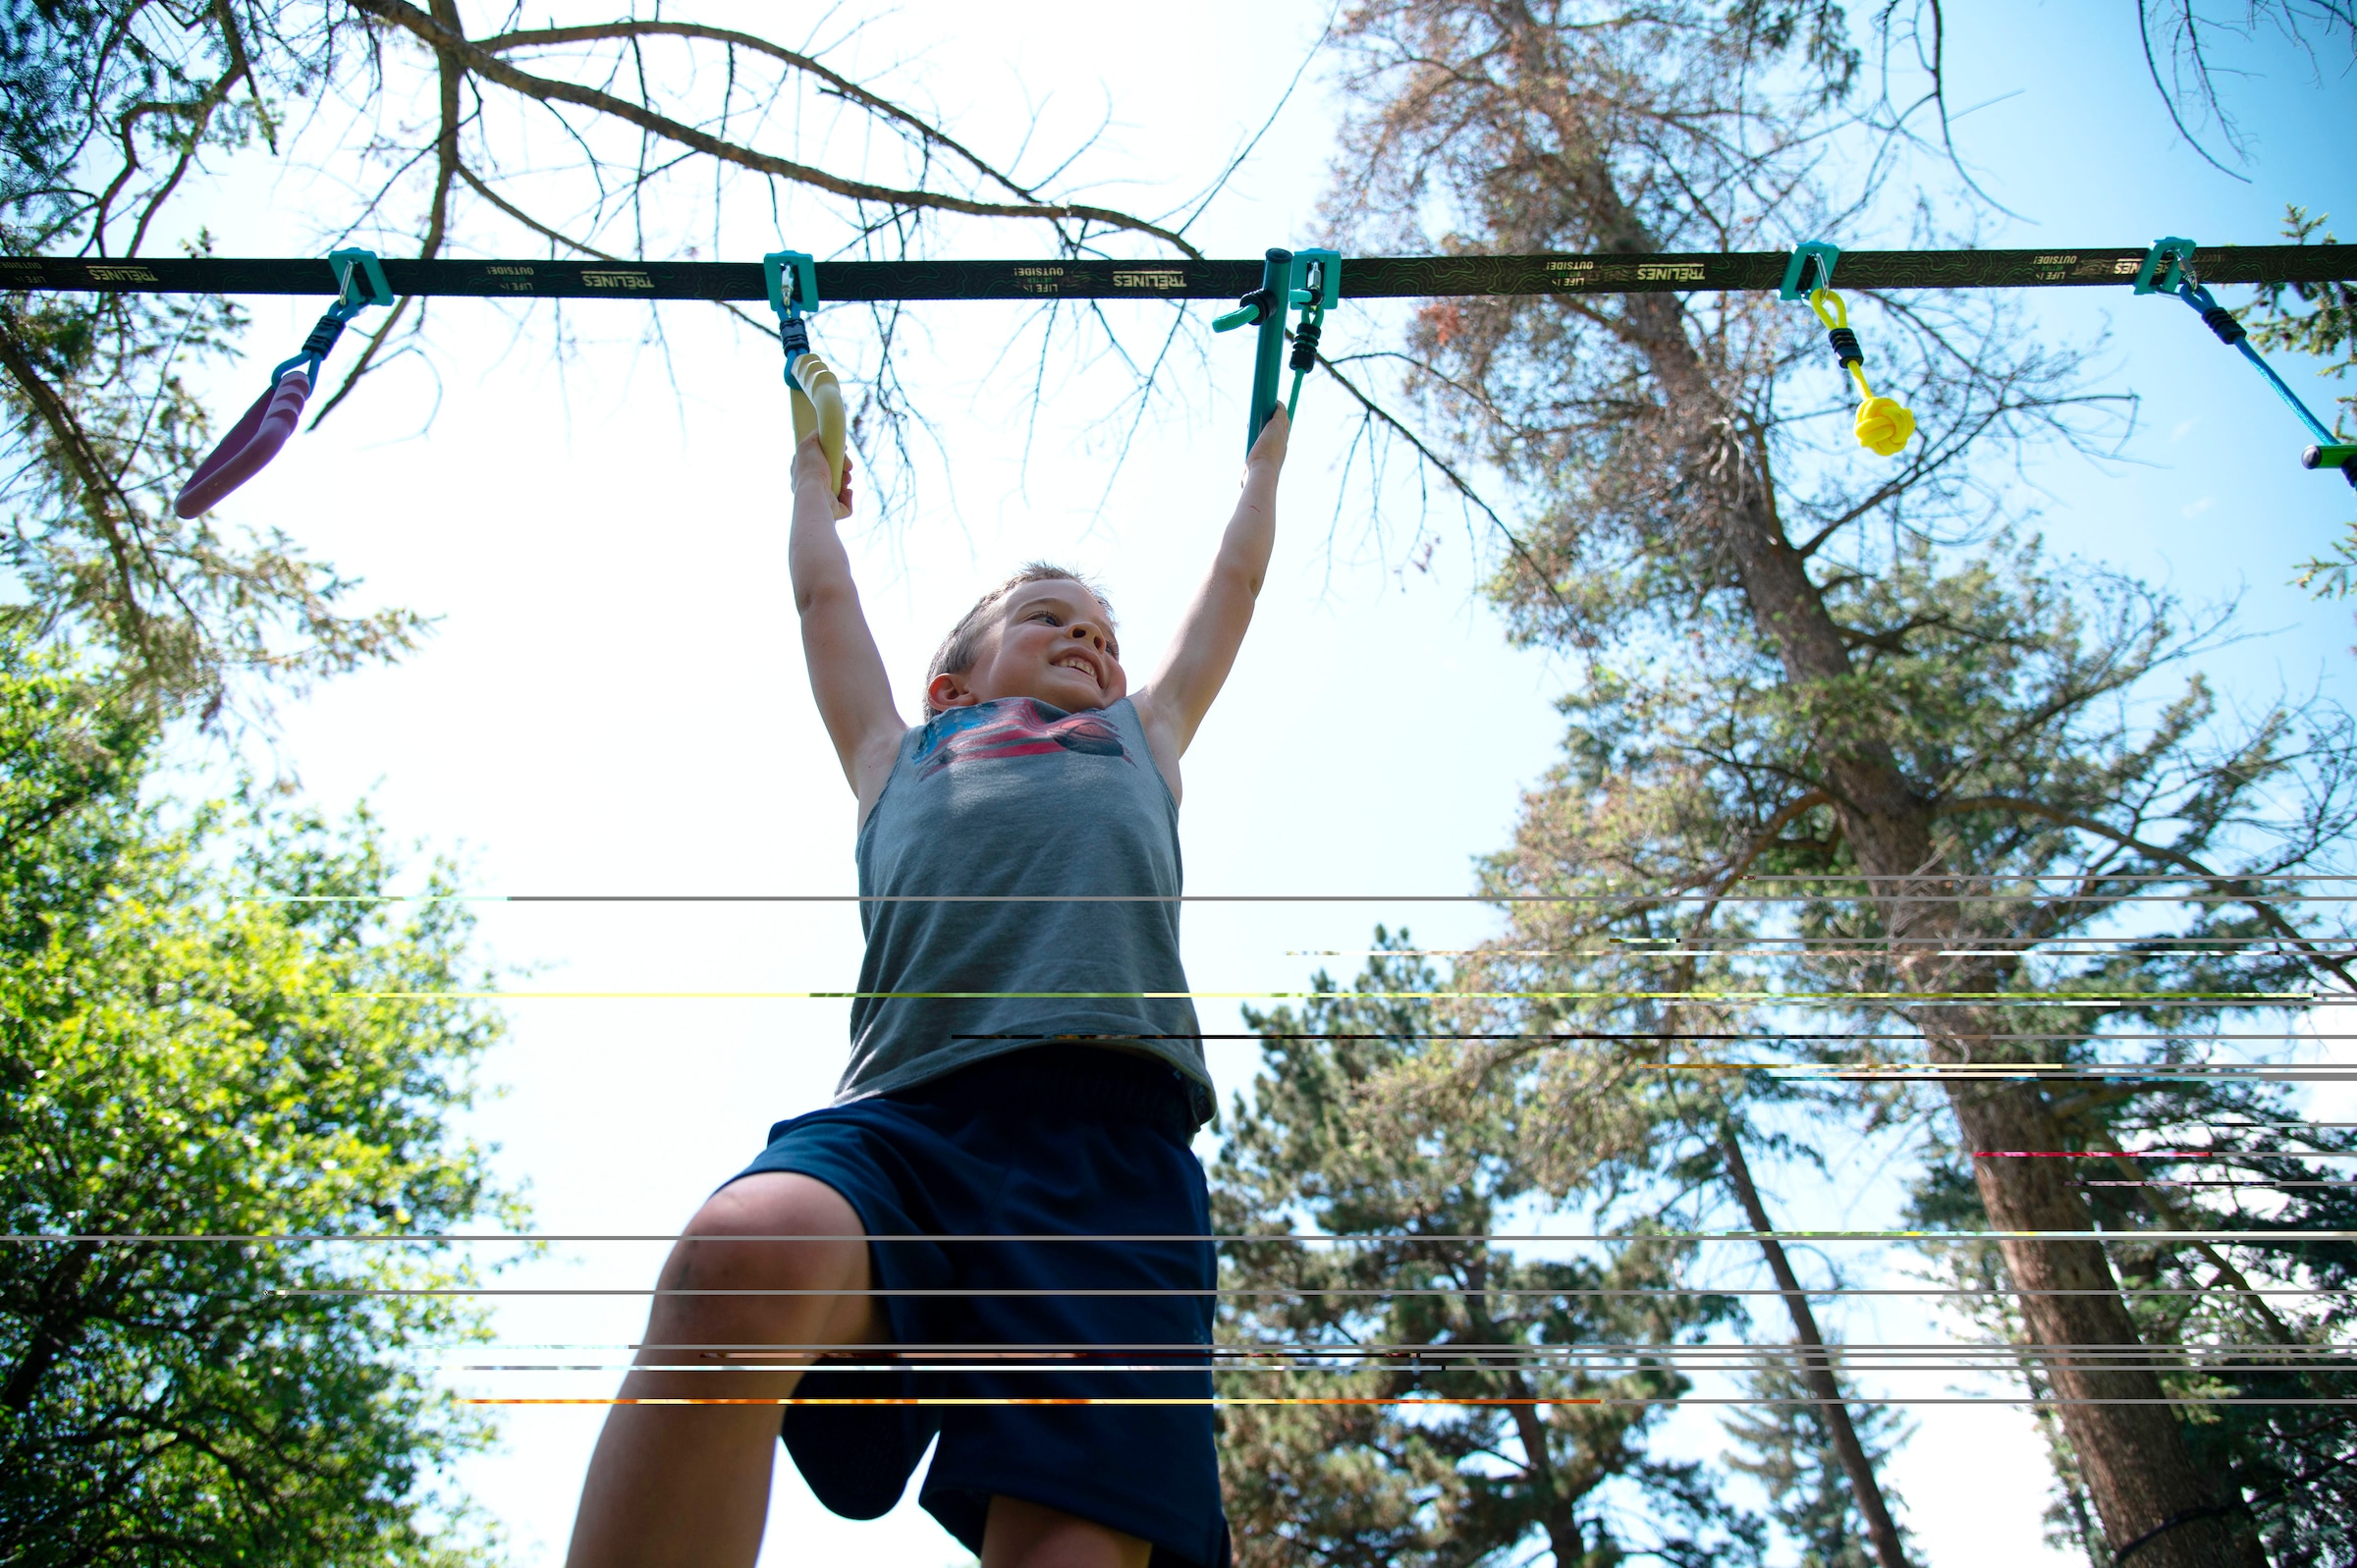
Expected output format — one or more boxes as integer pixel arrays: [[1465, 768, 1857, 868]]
[[766, 251, 845, 511], [1247, 247, 1292, 451], [1213, 248, 1296, 454], [788, 350, 847, 513]]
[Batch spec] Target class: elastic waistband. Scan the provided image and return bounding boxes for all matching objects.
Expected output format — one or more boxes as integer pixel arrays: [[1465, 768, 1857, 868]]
[[889, 1044, 1204, 1143]]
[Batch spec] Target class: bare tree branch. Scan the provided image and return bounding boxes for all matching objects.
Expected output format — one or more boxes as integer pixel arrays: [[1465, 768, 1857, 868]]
[[345, 0, 1205, 256], [1936, 793, 2357, 992], [475, 20, 1052, 212]]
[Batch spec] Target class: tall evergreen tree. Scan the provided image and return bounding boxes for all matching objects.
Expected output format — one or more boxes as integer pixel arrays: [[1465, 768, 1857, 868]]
[[1905, 1065, 2357, 1566], [1214, 935, 1764, 1567], [1318, 5, 2356, 1563]]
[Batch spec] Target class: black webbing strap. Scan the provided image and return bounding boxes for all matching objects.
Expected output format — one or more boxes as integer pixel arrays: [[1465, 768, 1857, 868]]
[[3, 244, 2348, 302]]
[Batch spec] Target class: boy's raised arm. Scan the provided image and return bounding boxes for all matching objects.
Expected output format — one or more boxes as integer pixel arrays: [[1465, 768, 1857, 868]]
[[1137, 408, 1289, 771], [788, 433, 904, 808]]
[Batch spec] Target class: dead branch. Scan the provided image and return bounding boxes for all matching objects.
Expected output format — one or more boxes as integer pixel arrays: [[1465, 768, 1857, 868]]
[[345, 0, 1205, 257]]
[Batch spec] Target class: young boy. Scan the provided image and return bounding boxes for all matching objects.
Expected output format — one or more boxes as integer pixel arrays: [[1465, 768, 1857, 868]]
[[566, 407, 1289, 1568]]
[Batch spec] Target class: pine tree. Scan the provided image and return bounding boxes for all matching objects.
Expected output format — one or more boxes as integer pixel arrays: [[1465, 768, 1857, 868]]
[[1213, 934, 1765, 1567], [1320, 5, 2355, 1563]]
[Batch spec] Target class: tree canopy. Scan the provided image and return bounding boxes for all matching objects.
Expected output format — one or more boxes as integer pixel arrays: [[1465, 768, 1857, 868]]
[[1215, 936, 1763, 1568], [1304, 3, 2356, 1564], [0, 624, 517, 1565]]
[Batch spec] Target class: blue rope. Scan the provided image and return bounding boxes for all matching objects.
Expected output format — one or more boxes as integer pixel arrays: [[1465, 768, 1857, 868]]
[[2171, 279, 2336, 446]]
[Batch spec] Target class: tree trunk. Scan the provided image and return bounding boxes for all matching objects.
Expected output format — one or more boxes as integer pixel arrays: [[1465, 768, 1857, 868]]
[[1416, 15, 2274, 1555], [1932, 1054, 2264, 1568], [1465, 1256, 1588, 1566], [1560, 134, 2265, 1568], [2, 1238, 98, 1411], [1719, 1129, 1913, 1568], [1694, 383, 2262, 1568]]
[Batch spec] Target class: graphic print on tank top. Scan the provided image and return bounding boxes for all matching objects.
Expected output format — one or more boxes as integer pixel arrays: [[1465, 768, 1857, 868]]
[[913, 698, 1131, 779], [842, 695, 1209, 1110]]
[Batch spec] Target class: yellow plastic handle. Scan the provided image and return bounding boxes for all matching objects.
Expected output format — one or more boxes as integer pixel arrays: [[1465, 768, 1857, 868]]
[[788, 351, 847, 510]]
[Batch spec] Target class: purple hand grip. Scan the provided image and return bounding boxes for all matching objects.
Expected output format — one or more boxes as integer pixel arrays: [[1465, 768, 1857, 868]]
[[173, 367, 312, 518]]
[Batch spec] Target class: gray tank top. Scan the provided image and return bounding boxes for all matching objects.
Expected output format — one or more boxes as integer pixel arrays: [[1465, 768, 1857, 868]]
[[839, 695, 1209, 1108]]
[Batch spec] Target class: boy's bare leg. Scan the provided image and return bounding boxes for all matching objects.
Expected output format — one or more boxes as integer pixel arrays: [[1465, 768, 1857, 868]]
[[566, 1172, 882, 1568], [983, 1496, 1153, 1568]]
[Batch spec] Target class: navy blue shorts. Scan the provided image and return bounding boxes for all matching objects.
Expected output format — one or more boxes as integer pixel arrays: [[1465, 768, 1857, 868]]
[[730, 1046, 1229, 1568]]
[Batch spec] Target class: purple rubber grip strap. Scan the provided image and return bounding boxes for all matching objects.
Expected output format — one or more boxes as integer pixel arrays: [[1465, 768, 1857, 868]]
[[173, 368, 312, 518]]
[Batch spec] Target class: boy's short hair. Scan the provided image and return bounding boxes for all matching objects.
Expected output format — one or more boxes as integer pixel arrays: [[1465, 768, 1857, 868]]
[[925, 562, 1115, 713]]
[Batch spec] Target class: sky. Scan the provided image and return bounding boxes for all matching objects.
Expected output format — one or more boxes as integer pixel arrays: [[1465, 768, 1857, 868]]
[[81, 1, 2357, 1562]]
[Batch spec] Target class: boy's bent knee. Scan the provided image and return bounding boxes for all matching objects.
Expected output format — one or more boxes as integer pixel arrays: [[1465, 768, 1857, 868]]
[[658, 1172, 877, 1343], [692, 1170, 865, 1246]]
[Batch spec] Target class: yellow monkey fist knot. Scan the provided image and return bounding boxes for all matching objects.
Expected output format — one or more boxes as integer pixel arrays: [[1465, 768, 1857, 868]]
[[1854, 395, 1914, 458]]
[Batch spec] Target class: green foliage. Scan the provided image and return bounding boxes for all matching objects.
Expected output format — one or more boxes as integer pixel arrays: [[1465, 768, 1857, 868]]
[[2243, 206, 2357, 599], [0, 626, 515, 1565], [0, 1, 422, 716], [2247, 208, 2357, 415], [1325, 4, 2355, 1558], [0, 1, 82, 215], [1213, 934, 1762, 1568], [1477, 529, 2356, 1007]]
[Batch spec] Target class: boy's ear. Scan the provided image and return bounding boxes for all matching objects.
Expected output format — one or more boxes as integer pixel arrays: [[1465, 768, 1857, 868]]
[[926, 671, 979, 710]]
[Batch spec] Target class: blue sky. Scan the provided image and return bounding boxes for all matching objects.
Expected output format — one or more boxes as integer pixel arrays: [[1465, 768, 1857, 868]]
[[112, 1, 2357, 1561]]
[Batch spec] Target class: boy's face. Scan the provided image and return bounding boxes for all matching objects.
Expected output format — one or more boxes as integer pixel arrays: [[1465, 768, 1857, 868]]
[[929, 579, 1127, 713]]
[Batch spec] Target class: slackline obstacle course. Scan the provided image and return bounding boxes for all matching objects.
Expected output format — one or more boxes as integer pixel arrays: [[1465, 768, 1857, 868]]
[[12, 234, 2355, 1457], [5, 233, 2354, 517]]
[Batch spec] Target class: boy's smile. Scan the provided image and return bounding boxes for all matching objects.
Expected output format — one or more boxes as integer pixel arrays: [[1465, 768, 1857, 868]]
[[1047, 642, 1106, 689], [928, 579, 1128, 712]]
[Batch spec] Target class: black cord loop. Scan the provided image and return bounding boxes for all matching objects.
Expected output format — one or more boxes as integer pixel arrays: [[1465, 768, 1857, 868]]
[[2199, 303, 2247, 345], [299, 313, 347, 361], [1827, 326, 1863, 367], [1288, 318, 1322, 373]]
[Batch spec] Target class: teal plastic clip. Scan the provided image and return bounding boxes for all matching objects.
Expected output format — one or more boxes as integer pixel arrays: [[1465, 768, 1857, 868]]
[[2134, 237, 2197, 296], [1284, 249, 1341, 419], [267, 248, 389, 381], [1216, 247, 1341, 448], [1779, 241, 1839, 301], [763, 251, 819, 319], [328, 247, 392, 310], [1288, 248, 1341, 310], [763, 249, 821, 377]]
